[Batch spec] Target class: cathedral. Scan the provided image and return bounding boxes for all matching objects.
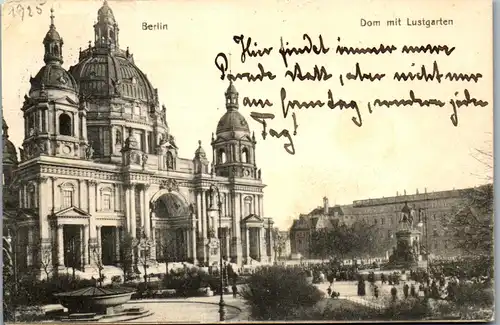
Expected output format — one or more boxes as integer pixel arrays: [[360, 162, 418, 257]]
[[3, 1, 274, 276]]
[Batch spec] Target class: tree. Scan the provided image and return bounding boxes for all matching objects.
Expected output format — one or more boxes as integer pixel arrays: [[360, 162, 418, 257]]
[[33, 243, 55, 280], [90, 245, 105, 286], [309, 228, 334, 260], [308, 221, 380, 262], [119, 232, 135, 281], [134, 233, 155, 284], [444, 184, 493, 257], [155, 237, 177, 276], [443, 143, 493, 257], [272, 229, 287, 261]]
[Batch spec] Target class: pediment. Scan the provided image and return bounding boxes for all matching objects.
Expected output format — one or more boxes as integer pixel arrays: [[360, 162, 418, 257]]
[[53, 206, 90, 218], [53, 96, 78, 105], [243, 214, 263, 224]]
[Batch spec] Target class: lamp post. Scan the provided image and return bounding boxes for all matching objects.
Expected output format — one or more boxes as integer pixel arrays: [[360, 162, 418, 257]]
[[417, 208, 429, 261], [208, 184, 225, 322]]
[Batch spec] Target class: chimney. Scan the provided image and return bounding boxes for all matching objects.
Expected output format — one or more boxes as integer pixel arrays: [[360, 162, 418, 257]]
[[323, 196, 329, 214], [396, 191, 399, 196], [425, 188, 427, 194], [404, 189, 407, 196], [416, 188, 419, 194]]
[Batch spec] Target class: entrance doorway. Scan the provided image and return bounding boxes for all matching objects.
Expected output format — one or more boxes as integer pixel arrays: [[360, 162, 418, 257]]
[[64, 225, 82, 269], [101, 226, 116, 265]]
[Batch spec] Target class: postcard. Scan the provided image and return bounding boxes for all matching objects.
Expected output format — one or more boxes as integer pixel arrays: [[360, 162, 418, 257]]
[[1, 0, 494, 323]]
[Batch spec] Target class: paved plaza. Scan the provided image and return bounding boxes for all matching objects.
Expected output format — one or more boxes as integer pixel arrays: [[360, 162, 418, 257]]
[[123, 295, 248, 323]]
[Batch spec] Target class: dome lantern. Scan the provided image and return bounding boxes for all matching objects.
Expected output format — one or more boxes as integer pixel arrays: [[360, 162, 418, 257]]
[[43, 8, 64, 65], [94, 0, 119, 49], [225, 80, 239, 111]]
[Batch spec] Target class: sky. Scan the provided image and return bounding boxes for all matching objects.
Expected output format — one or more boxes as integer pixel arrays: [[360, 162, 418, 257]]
[[1, 0, 493, 229]]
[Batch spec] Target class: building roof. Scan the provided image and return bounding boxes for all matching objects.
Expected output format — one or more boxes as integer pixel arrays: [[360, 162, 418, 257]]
[[30, 63, 78, 93], [2, 118, 17, 165], [69, 51, 156, 103]]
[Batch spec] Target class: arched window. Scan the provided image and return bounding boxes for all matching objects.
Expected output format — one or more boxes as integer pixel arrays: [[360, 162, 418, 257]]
[[218, 149, 227, 164], [115, 130, 122, 145], [244, 196, 253, 216], [100, 187, 113, 211], [242, 147, 249, 163], [53, 44, 59, 56], [59, 182, 75, 208], [166, 152, 174, 169], [59, 113, 72, 136], [26, 183, 37, 208]]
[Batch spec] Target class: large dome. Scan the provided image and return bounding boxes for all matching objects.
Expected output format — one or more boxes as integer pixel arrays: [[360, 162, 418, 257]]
[[69, 50, 156, 103], [30, 63, 78, 93], [216, 110, 250, 135]]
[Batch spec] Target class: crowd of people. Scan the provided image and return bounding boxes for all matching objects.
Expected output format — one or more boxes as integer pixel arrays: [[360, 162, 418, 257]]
[[271, 257, 492, 303]]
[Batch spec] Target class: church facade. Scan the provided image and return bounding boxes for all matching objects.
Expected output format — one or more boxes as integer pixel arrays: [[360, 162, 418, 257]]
[[3, 1, 274, 275]]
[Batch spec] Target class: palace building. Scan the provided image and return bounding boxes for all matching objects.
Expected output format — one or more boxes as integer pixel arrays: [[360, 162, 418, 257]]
[[3, 1, 274, 276], [289, 189, 469, 261]]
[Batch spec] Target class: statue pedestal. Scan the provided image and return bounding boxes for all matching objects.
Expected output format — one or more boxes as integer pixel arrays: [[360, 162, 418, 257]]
[[388, 228, 422, 270], [206, 238, 221, 267]]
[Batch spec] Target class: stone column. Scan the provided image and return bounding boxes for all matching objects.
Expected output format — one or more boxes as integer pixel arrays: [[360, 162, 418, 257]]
[[225, 228, 230, 260], [260, 195, 264, 217], [139, 186, 145, 235], [83, 225, 89, 266], [260, 227, 266, 262], [88, 180, 97, 240], [96, 225, 102, 261], [129, 185, 136, 238], [37, 177, 50, 240], [268, 226, 274, 262], [57, 225, 65, 267], [143, 185, 151, 238], [201, 190, 207, 239], [115, 226, 121, 263], [185, 229, 190, 260], [191, 226, 197, 263], [196, 192, 202, 237], [245, 227, 250, 262], [125, 185, 131, 231]]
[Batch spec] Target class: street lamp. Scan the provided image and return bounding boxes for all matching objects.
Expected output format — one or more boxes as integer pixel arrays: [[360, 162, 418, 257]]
[[417, 208, 429, 261], [208, 184, 225, 322]]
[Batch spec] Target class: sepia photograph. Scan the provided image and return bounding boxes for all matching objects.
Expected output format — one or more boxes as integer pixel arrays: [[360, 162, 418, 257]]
[[1, 0, 494, 323]]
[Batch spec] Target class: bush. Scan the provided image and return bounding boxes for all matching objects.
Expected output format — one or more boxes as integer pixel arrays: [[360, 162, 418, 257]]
[[10, 274, 96, 307], [240, 265, 324, 320], [296, 299, 380, 321], [381, 297, 431, 320]]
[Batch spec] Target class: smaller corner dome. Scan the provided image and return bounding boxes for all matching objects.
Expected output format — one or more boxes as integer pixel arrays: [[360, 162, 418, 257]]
[[30, 64, 78, 93], [194, 140, 206, 158], [2, 119, 18, 164], [3, 139, 18, 164], [216, 110, 250, 135]]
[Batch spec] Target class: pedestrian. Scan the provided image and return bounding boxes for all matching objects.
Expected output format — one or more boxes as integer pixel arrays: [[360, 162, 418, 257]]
[[327, 286, 332, 297], [381, 273, 386, 284], [410, 283, 416, 297], [403, 282, 409, 299], [391, 285, 398, 302], [232, 283, 238, 298], [373, 284, 379, 299]]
